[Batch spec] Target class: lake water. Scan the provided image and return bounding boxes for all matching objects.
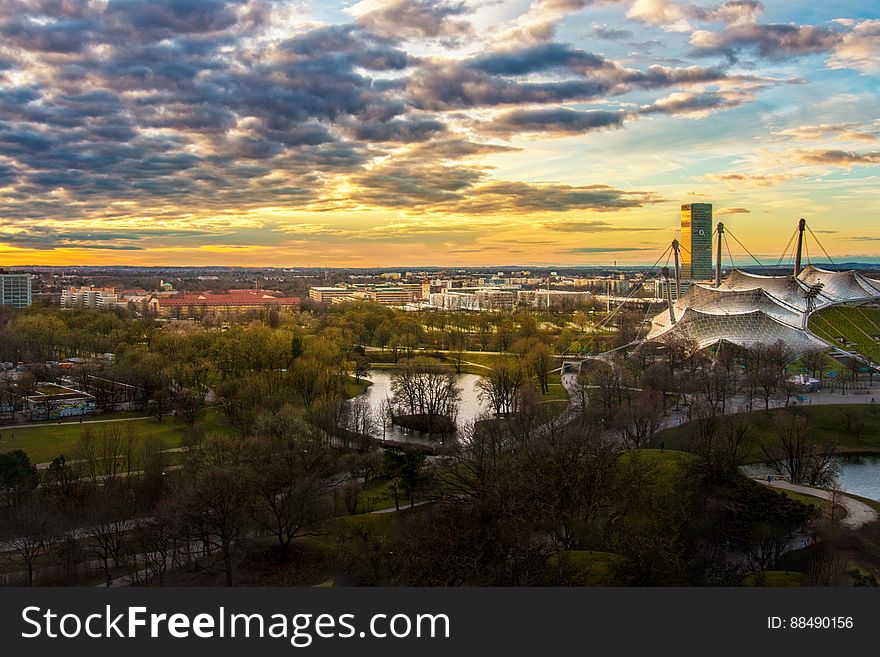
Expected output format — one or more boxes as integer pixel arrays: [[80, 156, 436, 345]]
[[354, 370, 491, 446], [835, 454, 880, 502], [743, 455, 880, 502]]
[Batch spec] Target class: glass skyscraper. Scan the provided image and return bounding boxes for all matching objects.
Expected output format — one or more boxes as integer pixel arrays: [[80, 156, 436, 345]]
[[680, 203, 713, 280]]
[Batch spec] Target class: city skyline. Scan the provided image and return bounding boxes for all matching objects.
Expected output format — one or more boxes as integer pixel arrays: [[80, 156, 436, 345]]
[[0, 1, 879, 267]]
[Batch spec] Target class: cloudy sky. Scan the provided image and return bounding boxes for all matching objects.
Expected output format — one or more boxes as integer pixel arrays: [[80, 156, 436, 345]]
[[0, 0, 878, 266]]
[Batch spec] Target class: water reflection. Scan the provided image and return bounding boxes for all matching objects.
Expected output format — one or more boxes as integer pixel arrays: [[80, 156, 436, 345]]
[[835, 454, 880, 502], [355, 370, 490, 446], [743, 456, 880, 502]]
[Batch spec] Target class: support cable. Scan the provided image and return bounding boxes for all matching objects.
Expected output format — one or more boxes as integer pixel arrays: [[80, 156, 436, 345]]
[[567, 243, 673, 355], [807, 225, 835, 267], [723, 233, 735, 269], [725, 227, 765, 268], [776, 226, 798, 268]]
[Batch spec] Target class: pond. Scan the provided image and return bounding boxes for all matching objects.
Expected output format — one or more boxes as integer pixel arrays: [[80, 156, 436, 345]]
[[835, 454, 880, 502], [743, 455, 880, 502], [354, 370, 491, 446]]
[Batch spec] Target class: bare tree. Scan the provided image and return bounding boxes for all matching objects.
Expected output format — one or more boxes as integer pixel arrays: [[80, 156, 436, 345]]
[[761, 412, 837, 486], [179, 436, 255, 586], [390, 357, 461, 433], [476, 358, 528, 416], [251, 437, 330, 562], [7, 501, 54, 586]]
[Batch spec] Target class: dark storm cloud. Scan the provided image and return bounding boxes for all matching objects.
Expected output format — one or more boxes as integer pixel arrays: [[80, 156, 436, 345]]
[[487, 108, 625, 135]]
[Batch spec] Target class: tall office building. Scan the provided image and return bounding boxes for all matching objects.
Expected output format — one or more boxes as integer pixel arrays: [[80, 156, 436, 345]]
[[0, 273, 33, 308], [680, 203, 713, 280]]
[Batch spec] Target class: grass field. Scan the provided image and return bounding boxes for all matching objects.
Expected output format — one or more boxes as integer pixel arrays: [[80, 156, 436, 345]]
[[809, 306, 880, 364], [0, 409, 232, 464], [657, 404, 880, 461], [547, 550, 625, 586]]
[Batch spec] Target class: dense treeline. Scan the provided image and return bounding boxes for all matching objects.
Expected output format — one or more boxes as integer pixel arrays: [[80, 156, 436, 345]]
[[0, 302, 867, 587]]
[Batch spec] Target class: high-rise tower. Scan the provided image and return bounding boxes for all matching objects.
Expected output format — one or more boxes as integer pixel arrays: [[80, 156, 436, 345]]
[[680, 203, 713, 280]]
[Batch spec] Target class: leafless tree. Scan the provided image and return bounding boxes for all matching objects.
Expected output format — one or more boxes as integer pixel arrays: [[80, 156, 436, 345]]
[[761, 412, 837, 486], [476, 358, 528, 416], [390, 357, 461, 432]]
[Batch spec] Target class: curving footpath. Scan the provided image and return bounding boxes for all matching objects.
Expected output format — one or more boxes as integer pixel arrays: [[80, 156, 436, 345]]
[[757, 479, 878, 529]]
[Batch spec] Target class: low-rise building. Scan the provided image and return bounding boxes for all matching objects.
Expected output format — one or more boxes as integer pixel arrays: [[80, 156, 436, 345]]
[[309, 287, 355, 303], [61, 286, 119, 309], [25, 382, 96, 420], [155, 289, 300, 318]]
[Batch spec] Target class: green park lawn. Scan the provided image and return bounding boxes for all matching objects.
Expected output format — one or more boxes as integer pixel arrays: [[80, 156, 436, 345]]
[[547, 550, 626, 586], [742, 571, 804, 587], [657, 404, 880, 461], [0, 409, 231, 465]]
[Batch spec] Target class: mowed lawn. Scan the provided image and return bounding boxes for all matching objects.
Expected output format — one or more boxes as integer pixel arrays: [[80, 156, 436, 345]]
[[657, 404, 880, 461], [0, 409, 231, 465]]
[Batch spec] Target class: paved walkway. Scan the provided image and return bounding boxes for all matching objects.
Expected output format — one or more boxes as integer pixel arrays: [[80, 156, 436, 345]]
[[757, 479, 878, 529], [369, 500, 431, 514], [0, 415, 153, 432]]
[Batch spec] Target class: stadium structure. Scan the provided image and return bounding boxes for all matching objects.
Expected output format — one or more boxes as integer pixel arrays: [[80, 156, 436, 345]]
[[645, 218, 880, 356], [562, 218, 880, 366]]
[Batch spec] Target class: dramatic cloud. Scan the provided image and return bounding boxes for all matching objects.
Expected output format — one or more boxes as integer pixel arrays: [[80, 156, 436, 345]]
[[486, 108, 626, 136], [0, 0, 875, 264], [433, 181, 663, 215], [494, 0, 605, 45], [350, 0, 473, 42], [627, 0, 764, 33], [828, 19, 880, 73], [689, 22, 842, 60], [639, 89, 752, 116]]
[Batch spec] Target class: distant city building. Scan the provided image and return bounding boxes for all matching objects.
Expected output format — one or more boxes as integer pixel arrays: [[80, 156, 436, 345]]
[[0, 273, 32, 308], [309, 283, 423, 306], [309, 287, 354, 304], [61, 286, 119, 309], [155, 289, 300, 318], [681, 203, 713, 280], [655, 277, 692, 301]]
